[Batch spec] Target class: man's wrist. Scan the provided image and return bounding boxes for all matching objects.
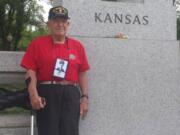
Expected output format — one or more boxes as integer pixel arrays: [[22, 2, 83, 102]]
[[29, 93, 38, 99], [28, 89, 38, 98]]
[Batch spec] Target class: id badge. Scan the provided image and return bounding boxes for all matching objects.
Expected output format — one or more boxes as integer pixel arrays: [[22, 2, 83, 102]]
[[53, 58, 68, 79]]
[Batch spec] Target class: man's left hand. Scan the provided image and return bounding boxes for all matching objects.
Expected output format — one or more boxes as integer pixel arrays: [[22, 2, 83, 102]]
[[80, 98, 88, 118]]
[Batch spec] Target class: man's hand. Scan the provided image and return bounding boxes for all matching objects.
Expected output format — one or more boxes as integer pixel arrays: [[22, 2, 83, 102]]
[[78, 71, 89, 118], [80, 97, 88, 118], [30, 95, 46, 110], [26, 69, 46, 110]]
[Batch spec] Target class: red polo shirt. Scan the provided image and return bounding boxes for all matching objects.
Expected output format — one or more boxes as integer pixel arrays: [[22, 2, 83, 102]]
[[21, 35, 90, 82]]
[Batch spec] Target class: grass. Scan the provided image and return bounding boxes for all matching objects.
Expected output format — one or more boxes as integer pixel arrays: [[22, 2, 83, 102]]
[[0, 107, 30, 115]]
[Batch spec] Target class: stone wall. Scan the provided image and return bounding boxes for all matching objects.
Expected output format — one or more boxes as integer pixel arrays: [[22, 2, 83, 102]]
[[64, 0, 176, 40], [78, 39, 180, 135], [0, 51, 25, 84], [0, 39, 179, 135], [64, 1, 180, 135], [0, 0, 179, 135], [0, 115, 37, 135]]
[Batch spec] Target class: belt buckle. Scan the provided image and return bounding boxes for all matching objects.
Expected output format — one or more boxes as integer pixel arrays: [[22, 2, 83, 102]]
[[58, 81, 64, 85], [50, 80, 77, 86], [52, 81, 66, 85], [59, 81, 68, 85], [51, 81, 57, 84]]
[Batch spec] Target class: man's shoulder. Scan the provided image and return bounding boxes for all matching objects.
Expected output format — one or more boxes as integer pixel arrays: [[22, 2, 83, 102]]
[[68, 37, 84, 48], [33, 35, 51, 42], [30, 35, 51, 48], [27, 35, 51, 50]]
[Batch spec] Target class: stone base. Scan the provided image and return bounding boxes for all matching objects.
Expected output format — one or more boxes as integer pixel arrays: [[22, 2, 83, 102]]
[[76, 38, 180, 135], [0, 115, 38, 135], [0, 39, 180, 135]]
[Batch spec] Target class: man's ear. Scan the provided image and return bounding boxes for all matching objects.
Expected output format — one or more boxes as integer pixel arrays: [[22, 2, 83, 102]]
[[47, 21, 50, 27]]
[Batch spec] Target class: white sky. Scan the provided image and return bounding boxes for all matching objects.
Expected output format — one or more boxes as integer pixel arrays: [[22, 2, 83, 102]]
[[37, 0, 52, 21]]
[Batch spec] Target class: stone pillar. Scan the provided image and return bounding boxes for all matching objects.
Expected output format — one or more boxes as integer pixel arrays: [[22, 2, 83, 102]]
[[117, 0, 144, 3], [52, 0, 63, 7], [63, 1, 180, 135]]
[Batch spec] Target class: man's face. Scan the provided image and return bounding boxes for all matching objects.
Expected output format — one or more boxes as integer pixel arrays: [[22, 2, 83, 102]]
[[47, 18, 69, 37]]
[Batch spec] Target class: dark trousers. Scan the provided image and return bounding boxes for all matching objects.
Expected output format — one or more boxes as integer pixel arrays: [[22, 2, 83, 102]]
[[36, 84, 80, 135]]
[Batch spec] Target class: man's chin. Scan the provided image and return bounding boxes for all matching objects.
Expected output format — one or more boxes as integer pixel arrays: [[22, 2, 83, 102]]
[[53, 33, 66, 37]]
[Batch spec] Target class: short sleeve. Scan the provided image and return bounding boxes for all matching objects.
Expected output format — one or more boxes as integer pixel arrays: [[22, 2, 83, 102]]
[[79, 45, 90, 72], [20, 40, 37, 71]]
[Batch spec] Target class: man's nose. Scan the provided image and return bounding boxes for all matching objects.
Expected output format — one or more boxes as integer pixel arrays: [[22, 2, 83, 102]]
[[57, 22, 64, 26]]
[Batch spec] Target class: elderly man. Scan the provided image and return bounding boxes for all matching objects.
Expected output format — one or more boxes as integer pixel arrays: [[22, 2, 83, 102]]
[[21, 6, 90, 135]]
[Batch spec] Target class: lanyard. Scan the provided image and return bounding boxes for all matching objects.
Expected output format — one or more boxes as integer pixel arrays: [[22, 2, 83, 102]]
[[51, 36, 70, 60], [51, 36, 70, 80]]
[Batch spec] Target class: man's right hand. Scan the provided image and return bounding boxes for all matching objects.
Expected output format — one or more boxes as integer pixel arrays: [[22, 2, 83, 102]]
[[26, 70, 46, 110], [30, 95, 46, 110]]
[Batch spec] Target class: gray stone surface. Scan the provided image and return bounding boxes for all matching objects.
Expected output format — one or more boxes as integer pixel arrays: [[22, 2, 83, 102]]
[[0, 72, 25, 84], [0, 51, 24, 72], [0, 115, 38, 135], [0, 1, 179, 135], [0, 51, 25, 84], [0, 128, 32, 135], [64, 0, 176, 40], [53, 0, 62, 6], [74, 38, 180, 135], [0, 39, 180, 135], [102, 0, 144, 3], [64, 0, 173, 6], [0, 115, 30, 127]]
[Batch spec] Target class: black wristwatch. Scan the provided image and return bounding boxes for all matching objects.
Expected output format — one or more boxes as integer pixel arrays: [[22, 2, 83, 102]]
[[80, 94, 89, 99]]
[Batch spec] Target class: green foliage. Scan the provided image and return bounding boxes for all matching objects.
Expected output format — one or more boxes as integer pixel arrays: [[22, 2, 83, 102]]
[[0, 107, 30, 115], [0, 0, 45, 51], [19, 27, 48, 51], [177, 0, 180, 40], [177, 18, 180, 40]]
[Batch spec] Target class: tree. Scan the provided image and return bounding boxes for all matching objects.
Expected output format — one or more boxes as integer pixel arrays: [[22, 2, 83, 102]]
[[0, 0, 45, 51], [19, 27, 48, 51], [176, 0, 180, 39]]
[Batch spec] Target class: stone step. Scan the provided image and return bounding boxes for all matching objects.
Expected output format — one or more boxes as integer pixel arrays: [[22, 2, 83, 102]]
[[0, 115, 38, 135]]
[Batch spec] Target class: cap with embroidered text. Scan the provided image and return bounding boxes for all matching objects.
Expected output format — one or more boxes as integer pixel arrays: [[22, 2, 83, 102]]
[[48, 6, 70, 20]]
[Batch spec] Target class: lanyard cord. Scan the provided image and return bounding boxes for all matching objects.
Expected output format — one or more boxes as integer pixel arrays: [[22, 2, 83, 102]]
[[51, 36, 70, 81], [51, 36, 70, 60]]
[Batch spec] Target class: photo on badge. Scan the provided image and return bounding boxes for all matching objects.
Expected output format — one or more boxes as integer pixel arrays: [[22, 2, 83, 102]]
[[53, 58, 68, 79]]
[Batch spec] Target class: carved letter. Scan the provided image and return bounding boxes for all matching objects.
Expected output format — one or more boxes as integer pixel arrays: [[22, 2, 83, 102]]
[[95, 12, 102, 23], [125, 14, 132, 24], [142, 16, 149, 25], [114, 14, 123, 23], [133, 15, 141, 25], [104, 13, 112, 23]]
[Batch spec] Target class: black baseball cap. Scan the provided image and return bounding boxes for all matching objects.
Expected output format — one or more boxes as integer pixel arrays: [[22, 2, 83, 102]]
[[48, 6, 70, 20]]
